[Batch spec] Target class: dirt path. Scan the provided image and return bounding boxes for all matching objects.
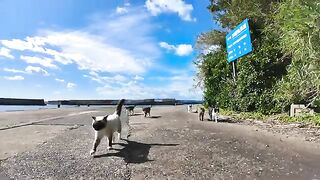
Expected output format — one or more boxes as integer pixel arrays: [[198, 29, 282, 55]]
[[127, 106, 320, 179], [1, 106, 320, 179]]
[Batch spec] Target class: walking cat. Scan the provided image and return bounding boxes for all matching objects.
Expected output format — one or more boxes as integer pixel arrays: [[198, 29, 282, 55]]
[[90, 99, 125, 155], [125, 105, 135, 116], [142, 106, 151, 117], [199, 107, 205, 121]]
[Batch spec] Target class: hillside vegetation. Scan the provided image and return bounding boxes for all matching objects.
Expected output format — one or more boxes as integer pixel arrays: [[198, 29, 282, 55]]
[[196, 0, 320, 115]]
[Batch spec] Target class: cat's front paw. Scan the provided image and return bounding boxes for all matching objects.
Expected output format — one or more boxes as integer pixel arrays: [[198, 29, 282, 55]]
[[90, 149, 96, 156]]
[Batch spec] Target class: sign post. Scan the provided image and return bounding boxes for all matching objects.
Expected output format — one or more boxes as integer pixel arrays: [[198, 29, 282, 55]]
[[226, 19, 253, 83], [226, 19, 253, 110], [232, 61, 237, 82]]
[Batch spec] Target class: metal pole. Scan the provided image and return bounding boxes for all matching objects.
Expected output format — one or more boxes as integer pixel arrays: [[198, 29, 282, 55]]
[[232, 61, 237, 83], [231, 61, 237, 111]]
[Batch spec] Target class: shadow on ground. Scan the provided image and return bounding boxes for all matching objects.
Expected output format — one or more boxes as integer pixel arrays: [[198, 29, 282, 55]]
[[129, 113, 144, 116], [94, 139, 179, 164], [206, 117, 242, 123], [148, 115, 161, 119]]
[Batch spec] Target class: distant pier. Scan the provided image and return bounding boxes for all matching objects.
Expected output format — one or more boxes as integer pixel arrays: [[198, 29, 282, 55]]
[[0, 98, 202, 108], [0, 98, 45, 106], [47, 99, 203, 107]]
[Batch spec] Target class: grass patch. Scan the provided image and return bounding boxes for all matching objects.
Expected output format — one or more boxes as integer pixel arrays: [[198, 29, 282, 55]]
[[220, 109, 267, 121], [220, 109, 320, 126], [275, 114, 320, 126]]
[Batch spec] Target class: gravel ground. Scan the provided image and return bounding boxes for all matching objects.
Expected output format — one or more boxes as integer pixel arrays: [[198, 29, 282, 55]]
[[1, 106, 320, 179], [238, 119, 320, 143]]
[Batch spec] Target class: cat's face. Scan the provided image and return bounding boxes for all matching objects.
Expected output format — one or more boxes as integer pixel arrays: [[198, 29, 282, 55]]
[[92, 116, 107, 131]]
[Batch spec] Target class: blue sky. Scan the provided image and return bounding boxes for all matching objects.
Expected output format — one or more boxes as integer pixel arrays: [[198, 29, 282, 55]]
[[0, 0, 217, 100]]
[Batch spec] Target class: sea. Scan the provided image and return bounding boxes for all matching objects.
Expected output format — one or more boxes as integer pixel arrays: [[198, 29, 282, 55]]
[[0, 105, 79, 112], [0, 104, 187, 112], [0, 104, 138, 112]]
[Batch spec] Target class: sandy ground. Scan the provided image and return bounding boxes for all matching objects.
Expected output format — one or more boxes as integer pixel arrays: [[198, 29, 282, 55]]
[[0, 106, 320, 179]]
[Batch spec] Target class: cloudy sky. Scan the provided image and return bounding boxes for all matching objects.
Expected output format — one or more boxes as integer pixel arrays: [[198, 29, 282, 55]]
[[0, 0, 217, 100]]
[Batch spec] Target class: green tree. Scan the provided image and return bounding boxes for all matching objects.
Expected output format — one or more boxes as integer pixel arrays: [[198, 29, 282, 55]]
[[195, 48, 233, 108], [272, 0, 320, 110], [195, 0, 319, 114]]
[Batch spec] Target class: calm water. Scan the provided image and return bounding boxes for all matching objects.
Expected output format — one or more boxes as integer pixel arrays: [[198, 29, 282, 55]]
[[0, 105, 78, 112], [0, 104, 176, 112]]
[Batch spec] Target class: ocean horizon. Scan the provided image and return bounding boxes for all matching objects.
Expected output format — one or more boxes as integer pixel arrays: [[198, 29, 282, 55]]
[[0, 104, 79, 112]]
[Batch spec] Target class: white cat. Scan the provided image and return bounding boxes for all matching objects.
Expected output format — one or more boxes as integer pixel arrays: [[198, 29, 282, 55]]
[[90, 99, 125, 156]]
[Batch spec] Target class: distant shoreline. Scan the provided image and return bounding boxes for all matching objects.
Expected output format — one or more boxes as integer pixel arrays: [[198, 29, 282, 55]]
[[0, 98, 203, 107], [0, 104, 189, 112]]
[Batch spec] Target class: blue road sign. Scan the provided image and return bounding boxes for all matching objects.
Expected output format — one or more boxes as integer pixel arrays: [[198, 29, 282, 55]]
[[226, 19, 252, 63]]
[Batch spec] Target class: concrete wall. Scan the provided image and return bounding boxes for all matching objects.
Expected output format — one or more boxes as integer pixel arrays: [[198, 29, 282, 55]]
[[0, 98, 45, 105], [47, 99, 202, 106], [47, 99, 203, 106]]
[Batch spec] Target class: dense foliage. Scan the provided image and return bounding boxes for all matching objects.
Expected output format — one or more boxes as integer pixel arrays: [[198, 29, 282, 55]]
[[196, 0, 320, 114]]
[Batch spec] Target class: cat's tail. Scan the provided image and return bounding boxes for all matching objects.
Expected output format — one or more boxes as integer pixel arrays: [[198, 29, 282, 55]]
[[115, 99, 125, 116]]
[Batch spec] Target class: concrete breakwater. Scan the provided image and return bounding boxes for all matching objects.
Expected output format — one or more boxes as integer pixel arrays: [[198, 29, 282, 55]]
[[0, 98, 202, 107], [48, 99, 203, 106], [0, 98, 45, 106]]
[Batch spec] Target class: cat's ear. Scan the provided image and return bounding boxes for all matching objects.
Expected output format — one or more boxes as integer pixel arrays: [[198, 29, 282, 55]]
[[92, 116, 96, 121]]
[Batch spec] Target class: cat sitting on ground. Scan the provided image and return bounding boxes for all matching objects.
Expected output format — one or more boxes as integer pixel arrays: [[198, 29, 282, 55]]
[[90, 99, 125, 156]]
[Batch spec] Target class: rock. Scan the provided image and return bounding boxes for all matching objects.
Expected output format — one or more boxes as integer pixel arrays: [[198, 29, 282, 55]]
[[305, 137, 316, 142], [68, 125, 80, 130]]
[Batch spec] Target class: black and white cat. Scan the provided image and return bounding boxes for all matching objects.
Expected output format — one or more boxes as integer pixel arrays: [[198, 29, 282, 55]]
[[125, 105, 135, 116], [90, 99, 125, 155]]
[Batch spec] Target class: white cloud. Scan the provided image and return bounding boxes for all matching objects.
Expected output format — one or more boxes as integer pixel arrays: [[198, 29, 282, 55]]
[[55, 78, 65, 83], [3, 68, 25, 73], [96, 78, 201, 100], [0, 4, 201, 100], [159, 42, 193, 56], [151, 74, 189, 81], [84, 71, 128, 84], [1, 38, 36, 51], [45, 31, 148, 74], [96, 68, 202, 99], [20, 56, 58, 69], [175, 44, 193, 56], [25, 66, 49, 76], [55, 79, 77, 90], [145, 0, 195, 21], [1, 9, 159, 75], [67, 82, 76, 89], [4, 75, 24, 81], [134, 75, 144, 81], [116, 7, 128, 14], [3, 66, 49, 76], [159, 42, 175, 50], [0, 47, 14, 59], [1, 38, 72, 65]]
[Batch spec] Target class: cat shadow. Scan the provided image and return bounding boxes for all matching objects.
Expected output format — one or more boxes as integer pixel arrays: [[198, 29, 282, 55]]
[[93, 139, 179, 164], [148, 115, 161, 119], [129, 113, 144, 116], [207, 117, 241, 123]]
